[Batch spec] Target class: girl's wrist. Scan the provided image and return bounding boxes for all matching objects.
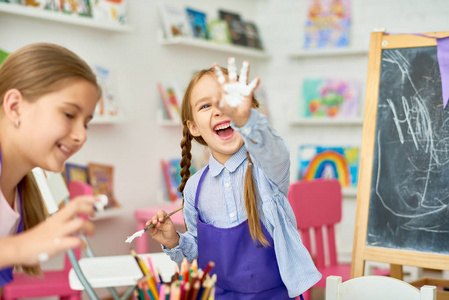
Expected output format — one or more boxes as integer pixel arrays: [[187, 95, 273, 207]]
[[164, 233, 180, 249]]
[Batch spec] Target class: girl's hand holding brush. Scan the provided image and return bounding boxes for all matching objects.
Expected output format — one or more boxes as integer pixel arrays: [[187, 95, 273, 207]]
[[145, 209, 181, 249]]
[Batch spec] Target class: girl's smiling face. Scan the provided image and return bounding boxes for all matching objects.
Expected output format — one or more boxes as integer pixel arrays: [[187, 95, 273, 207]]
[[16, 79, 98, 172], [187, 74, 244, 164]]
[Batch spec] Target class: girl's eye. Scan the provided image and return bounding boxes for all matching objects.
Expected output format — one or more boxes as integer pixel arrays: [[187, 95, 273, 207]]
[[65, 113, 74, 119], [200, 104, 211, 110]]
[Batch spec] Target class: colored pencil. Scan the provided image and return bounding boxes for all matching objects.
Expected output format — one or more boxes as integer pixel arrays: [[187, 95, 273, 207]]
[[189, 280, 201, 300], [191, 259, 198, 273], [131, 249, 150, 276], [147, 256, 158, 283], [199, 261, 215, 285]]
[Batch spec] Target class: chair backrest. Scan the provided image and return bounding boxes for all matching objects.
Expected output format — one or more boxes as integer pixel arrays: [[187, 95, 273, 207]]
[[287, 179, 342, 268], [325, 275, 436, 300]]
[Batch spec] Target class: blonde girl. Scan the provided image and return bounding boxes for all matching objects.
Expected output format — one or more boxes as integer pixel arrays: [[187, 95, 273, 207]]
[[147, 59, 321, 299], [0, 43, 101, 291]]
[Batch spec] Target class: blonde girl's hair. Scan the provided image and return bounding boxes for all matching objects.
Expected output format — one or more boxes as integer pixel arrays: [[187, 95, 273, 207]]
[[178, 67, 269, 246], [0, 43, 101, 276]]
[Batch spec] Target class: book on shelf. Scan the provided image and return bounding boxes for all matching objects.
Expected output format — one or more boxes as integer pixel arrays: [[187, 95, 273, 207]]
[[63, 162, 90, 186], [157, 81, 182, 123], [208, 19, 231, 44], [156, 1, 190, 39], [0, 49, 9, 65], [31, 168, 70, 216], [91, 0, 128, 24], [87, 162, 119, 208], [304, 0, 351, 49], [300, 78, 361, 119], [93, 65, 119, 119], [242, 21, 263, 49], [218, 9, 247, 46], [2, 0, 94, 17], [161, 158, 197, 202], [185, 7, 209, 40], [298, 144, 360, 189]]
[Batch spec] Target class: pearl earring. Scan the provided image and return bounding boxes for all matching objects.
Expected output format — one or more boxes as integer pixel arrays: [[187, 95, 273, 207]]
[[14, 118, 20, 128]]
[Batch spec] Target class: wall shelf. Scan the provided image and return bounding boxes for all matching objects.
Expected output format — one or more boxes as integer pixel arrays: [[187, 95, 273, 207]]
[[0, 3, 132, 32], [91, 207, 123, 221], [289, 47, 368, 58], [158, 32, 271, 59], [91, 115, 125, 125], [291, 117, 364, 126]]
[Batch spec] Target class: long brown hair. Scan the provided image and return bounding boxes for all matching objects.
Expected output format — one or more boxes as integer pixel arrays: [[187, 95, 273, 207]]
[[0, 43, 101, 275], [178, 67, 269, 246]]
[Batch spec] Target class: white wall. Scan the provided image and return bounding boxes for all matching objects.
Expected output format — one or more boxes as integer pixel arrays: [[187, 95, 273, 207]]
[[1, 0, 449, 284]]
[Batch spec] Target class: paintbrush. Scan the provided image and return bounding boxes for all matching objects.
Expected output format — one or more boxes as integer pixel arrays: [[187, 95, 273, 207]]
[[125, 206, 183, 243]]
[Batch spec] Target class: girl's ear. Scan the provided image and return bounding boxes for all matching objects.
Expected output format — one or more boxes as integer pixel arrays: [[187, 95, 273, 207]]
[[187, 120, 201, 137], [3, 89, 23, 123]]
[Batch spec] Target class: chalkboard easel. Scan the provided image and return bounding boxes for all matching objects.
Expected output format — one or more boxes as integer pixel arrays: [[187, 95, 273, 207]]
[[351, 30, 449, 284]]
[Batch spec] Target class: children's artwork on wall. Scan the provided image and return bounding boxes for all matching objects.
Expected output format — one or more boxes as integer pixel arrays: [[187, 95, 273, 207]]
[[301, 78, 360, 118], [298, 145, 360, 188], [304, 0, 351, 49]]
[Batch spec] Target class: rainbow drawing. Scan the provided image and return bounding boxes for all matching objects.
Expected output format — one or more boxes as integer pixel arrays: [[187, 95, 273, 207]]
[[298, 145, 360, 188]]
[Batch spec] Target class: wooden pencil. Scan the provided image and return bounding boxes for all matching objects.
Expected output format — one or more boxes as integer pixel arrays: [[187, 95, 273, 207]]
[[189, 280, 201, 300], [199, 261, 215, 285]]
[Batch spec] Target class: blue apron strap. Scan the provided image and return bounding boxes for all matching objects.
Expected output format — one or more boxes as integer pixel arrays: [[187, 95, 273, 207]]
[[194, 166, 209, 210], [300, 294, 305, 300]]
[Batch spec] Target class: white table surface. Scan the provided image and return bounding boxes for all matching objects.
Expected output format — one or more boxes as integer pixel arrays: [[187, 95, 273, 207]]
[[68, 252, 177, 290]]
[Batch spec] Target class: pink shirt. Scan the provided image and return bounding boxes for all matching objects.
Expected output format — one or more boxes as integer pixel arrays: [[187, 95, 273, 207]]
[[0, 163, 20, 237]]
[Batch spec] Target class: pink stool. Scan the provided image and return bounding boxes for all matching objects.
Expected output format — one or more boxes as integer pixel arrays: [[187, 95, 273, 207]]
[[134, 202, 185, 253]]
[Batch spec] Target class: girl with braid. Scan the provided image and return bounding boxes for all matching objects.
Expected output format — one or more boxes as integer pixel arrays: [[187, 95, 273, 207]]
[[146, 58, 320, 299]]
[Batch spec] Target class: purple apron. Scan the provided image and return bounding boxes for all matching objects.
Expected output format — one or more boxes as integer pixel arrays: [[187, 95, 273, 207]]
[[195, 166, 295, 300], [0, 149, 24, 287]]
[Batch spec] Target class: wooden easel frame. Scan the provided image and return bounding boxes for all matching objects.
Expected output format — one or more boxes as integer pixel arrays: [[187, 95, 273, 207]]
[[351, 30, 449, 279]]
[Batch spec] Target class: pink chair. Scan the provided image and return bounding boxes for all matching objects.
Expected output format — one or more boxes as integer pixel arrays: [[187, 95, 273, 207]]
[[2, 249, 81, 300], [287, 179, 388, 300]]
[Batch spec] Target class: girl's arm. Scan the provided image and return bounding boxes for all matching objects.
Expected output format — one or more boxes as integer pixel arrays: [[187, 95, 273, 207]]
[[213, 59, 289, 194], [233, 109, 290, 194], [0, 195, 96, 268]]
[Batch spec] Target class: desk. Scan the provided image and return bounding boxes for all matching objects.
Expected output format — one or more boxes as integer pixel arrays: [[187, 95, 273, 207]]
[[68, 252, 177, 290], [134, 201, 185, 253]]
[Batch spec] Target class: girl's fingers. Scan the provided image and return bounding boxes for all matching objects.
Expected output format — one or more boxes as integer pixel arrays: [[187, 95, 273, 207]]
[[214, 65, 226, 84], [56, 196, 96, 220], [238, 61, 249, 85], [243, 77, 260, 96], [157, 209, 167, 222], [60, 218, 95, 237], [227, 57, 237, 81]]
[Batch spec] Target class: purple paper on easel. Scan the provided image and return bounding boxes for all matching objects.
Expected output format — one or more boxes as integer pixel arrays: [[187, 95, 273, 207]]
[[437, 37, 449, 108]]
